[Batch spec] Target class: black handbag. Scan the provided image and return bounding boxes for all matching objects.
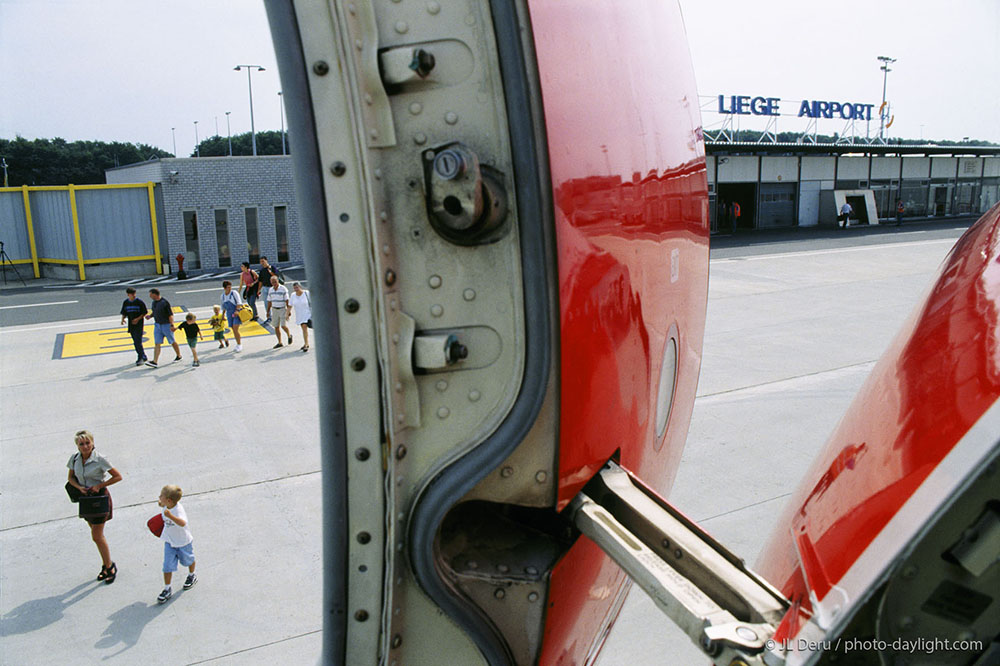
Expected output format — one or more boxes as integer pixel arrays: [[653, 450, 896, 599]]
[[65, 482, 83, 503], [306, 319, 313, 329], [78, 490, 111, 518]]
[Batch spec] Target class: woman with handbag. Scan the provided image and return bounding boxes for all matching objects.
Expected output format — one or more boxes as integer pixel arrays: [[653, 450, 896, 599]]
[[288, 281, 312, 352], [221, 280, 244, 352], [66, 430, 123, 584], [239, 261, 260, 320]]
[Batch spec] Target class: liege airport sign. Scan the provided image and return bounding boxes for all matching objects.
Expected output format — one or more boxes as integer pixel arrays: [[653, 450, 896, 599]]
[[717, 94, 876, 121]]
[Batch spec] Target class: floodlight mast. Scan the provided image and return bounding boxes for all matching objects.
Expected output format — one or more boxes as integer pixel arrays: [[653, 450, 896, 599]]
[[877, 55, 896, 142], [234, 65, 266, 156]]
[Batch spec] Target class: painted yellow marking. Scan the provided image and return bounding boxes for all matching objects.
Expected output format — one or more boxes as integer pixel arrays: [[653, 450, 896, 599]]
[[55, 307, 271, 359]]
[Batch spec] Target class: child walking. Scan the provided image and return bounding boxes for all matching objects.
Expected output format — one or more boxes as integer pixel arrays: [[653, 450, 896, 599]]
[[177, 313, 204, 367], [156, 484, 197, 604], [209, 305, 229, 349]]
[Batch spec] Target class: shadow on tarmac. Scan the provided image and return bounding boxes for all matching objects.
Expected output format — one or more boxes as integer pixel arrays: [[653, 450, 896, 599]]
[[95, 600, 169, 660], [0, 580, 102, 636]]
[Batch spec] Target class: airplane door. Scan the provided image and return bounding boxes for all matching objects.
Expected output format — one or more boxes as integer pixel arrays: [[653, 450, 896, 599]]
[[264, 0, 708, 663]]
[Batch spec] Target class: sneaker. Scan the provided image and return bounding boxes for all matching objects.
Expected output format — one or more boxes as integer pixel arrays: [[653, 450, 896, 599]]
[[288, 335, 293, 345], [192, 361, 200, 367], [225, 340, 230, 347], [273, 343, 283, 349], [183, 573, 198, 590], [173, 355, 182, 362], [145, 360, 159, 368], [218, 343, 224, 349], [235, 344, 242, 352], [157, 587, 172, 604], [135, 359, 144, 367]]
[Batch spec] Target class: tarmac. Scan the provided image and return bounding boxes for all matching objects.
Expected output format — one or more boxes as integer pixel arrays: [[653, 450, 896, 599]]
[[0, 218, 975, 665]]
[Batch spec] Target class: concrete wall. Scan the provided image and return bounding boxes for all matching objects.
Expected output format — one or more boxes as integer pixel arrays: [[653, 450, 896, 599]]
[[760, 157, 797, 183], [870, 157, 901, 180], [902, 157, 931, 179], [931, 157, 958, 179], [716, 156, 758, 182], [106, 160, 163, 184], [837, 157, 868, 180]]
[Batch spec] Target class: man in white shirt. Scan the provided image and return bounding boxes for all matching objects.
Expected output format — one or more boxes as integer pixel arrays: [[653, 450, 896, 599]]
[[840, 202, 853, 228], [267, 275, 293, 348]]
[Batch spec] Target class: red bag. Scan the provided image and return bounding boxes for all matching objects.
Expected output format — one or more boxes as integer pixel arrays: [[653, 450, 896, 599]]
[[147, 513, 164, 537]]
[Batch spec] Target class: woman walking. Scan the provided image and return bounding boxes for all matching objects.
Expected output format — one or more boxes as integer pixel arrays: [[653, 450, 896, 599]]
[[240, 261, 260, 320], [221, 280, 244, 352], [66, 430, 123, 584], [288, 282, 312, 352]]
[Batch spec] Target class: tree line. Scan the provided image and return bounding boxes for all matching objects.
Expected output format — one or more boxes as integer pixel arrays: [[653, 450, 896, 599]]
[[0, 131, 289, 186], [0, 137, 171, 186]]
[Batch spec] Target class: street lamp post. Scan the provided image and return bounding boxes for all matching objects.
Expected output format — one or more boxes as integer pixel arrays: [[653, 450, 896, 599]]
[[278, 91, 286, 155], [877, 55, 896, 143], [193, 120, 200, 157], [234, 64, 266, 156], [171, 127, 177, 156], [225, 111, 232, 156]]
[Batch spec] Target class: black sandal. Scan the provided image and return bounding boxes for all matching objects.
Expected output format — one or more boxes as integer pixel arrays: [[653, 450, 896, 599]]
[[103, 562, 117, 585], [97, 565, 109, 581]]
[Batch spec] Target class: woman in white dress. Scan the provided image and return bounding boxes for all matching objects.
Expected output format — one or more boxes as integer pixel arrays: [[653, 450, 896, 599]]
[[288, 282, 313, 352]]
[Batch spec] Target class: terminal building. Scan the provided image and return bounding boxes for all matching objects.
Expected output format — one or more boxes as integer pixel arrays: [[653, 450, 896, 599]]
[[106, 155, 301, 272], [705, 143, 1000, 234]]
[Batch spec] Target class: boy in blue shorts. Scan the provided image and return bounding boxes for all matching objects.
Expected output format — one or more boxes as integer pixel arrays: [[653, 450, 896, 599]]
[[144, 288, 182, 367], [157, 484, 197, 603]]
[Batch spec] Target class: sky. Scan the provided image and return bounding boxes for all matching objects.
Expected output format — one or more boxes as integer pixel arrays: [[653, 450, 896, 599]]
[[1, 0, 998, 158]]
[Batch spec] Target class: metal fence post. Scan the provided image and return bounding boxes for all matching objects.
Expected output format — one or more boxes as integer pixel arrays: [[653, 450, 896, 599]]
[[147, 182, 162, 274], [20, 185, 40, 278], [68, 184, 86, 280]]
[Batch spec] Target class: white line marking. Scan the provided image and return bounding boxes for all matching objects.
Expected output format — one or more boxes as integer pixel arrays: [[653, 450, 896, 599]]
[[711, 238, 956, 264], [119, 278, 147, 285], [176, 287, 223, 294], [0, 321, 92, 333], [0, 300, 79, 310]]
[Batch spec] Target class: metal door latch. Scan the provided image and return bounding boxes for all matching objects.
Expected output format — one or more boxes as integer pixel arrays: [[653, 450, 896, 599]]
[[414, 333, 468, 370]]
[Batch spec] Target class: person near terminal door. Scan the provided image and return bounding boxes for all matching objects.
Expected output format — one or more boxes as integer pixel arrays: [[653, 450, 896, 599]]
[[840, 201, 853, 228], [895, 199, 904, 226], [732, 201, 741, 227], [120, 287, 148, 367]]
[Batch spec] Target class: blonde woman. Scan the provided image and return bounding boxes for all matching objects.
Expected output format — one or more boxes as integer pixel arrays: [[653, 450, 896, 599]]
[[66, 430, 123, 584]]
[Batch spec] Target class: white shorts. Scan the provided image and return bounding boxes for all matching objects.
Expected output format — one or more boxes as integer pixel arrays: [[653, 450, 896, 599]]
[[272, 307, 288, 327]]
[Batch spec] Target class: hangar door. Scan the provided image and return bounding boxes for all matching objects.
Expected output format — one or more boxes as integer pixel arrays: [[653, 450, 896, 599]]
[[758, 183, 797, 228]]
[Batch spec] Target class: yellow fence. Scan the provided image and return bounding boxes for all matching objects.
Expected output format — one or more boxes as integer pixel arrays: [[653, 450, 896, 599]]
[[0, 182, 161, 280]]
